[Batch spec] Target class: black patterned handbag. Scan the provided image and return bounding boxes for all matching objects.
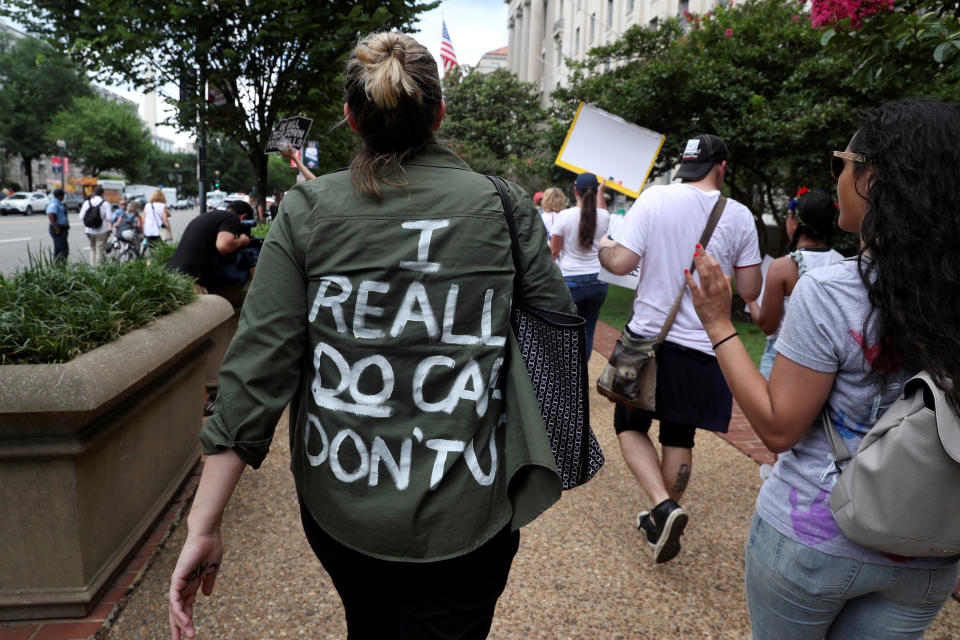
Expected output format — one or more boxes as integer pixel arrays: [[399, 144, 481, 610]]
[[488, 175, 604, 490]]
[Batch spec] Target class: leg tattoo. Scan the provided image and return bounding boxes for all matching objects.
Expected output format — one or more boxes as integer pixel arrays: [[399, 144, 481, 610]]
[[672, 463, 690, 495]]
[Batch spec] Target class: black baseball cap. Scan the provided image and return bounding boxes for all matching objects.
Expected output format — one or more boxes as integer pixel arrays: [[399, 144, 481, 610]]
[[674, 134, 728, 181]]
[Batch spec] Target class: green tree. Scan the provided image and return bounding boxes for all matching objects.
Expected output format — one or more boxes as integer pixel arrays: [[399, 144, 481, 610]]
[[441, 67, 547, 192], [816, 1, 960, 93], [553, 0, 933, 254], [47, 95, 153, 178], [3, 1, 437, 201], [0, 33, 91, 190]]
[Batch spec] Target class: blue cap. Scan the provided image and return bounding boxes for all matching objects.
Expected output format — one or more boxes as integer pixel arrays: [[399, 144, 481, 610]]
[[575, 173, 599, 192]]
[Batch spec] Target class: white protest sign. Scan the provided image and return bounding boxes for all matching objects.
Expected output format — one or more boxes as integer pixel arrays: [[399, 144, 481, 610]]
[[555, 103, 664, 198]]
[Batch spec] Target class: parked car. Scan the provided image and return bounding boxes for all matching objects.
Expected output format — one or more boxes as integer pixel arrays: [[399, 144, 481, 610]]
[[63, 193, 84, 212], [0, 191, 50, 216], [172, 198, 192, 210]]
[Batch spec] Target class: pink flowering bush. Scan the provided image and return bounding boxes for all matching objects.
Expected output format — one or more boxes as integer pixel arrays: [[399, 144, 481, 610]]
[[809, 0, 894, 28]]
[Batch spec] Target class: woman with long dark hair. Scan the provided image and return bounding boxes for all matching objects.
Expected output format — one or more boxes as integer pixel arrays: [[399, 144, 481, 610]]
[[686, 99, 960, 638], [750, 189, 844, 380], [167, 32, 573, 640], [549, 172, 610, 354]]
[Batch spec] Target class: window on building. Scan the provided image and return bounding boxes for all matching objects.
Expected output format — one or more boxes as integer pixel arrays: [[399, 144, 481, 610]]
[[649, 16, 659, 29], [678, 0, 689, 15], [575, 27, 580, 54], [557, 41, 563, 67], [590, 13, 595, 43], [559, 0, 564, 19], [607, 0, 614, 27], [627, 0, 635, 13]]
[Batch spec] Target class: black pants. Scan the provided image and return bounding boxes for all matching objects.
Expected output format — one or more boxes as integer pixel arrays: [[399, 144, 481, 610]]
[[298, 498, 519, 640], [49, 225, 68, 262]]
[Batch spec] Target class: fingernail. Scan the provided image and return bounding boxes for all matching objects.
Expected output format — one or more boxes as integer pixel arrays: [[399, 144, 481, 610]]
[[694, 252, 699, 257], [684, 269, 690, 275], [696, 243, 703, 249]]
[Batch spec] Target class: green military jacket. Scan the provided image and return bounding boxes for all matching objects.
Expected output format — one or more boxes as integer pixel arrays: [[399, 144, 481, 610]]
[[200, 144, 575, 561]]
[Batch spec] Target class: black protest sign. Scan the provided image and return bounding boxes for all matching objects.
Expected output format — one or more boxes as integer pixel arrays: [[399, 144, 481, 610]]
[[264, 116, 314, 154]]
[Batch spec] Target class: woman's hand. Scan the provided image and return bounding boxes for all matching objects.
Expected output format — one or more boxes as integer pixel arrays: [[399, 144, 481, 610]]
[[168, 531, 223, 640], [684, 245, 735, 340], [596, 180, 607, 210]]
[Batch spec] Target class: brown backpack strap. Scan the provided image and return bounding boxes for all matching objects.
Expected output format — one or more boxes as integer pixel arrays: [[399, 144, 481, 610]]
[[655, 194, 727, 344]]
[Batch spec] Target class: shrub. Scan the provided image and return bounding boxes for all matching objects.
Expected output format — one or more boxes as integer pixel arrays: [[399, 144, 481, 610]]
[[0, 252, 197, 364], [250, 221, 271, 237], [148, 240, 177, 266]]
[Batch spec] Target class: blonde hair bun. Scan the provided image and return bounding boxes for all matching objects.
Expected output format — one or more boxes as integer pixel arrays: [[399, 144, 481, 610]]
[[355, 32, 422, 109]]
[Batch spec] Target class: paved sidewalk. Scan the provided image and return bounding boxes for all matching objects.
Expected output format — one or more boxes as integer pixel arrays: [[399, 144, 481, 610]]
[[3, 321, 958, 639]]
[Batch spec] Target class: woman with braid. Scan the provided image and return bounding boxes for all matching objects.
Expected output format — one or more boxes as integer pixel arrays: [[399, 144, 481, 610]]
[[168, 32, 572, 640], [549, 172, 610, 354], [750, 189, 845, 380]]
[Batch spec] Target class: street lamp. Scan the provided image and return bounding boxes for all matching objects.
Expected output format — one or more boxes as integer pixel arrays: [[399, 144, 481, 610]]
[[173, 162, 182, 200], [56, 139, 66, 193]]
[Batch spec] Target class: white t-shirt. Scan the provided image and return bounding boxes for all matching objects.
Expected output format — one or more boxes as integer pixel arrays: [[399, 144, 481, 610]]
[[143, 202, 167, 237], [78, 196, 112, 235], [614, 183, 761, 354], [551, 206, 610, 276]]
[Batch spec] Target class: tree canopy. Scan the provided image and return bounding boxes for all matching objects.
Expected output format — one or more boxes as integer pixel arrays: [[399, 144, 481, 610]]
[[551, 0, 954, 254], [0, 32, 90, 190], [441, 67, 547, 193], [2, 0, 438, 199], [47, 95, 154, 178]]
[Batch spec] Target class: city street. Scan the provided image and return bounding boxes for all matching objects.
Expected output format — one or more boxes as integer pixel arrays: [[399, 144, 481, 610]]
[[0, 208, 200, 274]]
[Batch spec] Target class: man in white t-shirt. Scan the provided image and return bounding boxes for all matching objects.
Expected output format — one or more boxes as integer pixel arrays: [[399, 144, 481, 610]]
[[598, 134, 762, 563]]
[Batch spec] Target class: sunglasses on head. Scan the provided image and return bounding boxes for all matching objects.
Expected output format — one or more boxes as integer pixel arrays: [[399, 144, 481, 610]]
[[831, 151, 867, 180]]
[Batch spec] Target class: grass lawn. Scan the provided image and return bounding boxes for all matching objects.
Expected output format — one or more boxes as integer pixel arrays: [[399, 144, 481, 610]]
[[597, 284, 766, 367]]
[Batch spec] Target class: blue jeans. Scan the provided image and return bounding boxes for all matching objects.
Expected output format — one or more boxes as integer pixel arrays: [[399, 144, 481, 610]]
[[49, 225, 69, 262], [745, 513, 959, 639], [564, 273, 608, 355], [758, 337, 777, 380]]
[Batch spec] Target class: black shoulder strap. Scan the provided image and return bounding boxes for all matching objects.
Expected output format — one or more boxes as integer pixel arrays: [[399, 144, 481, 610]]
[[487, 175, 526, 307]]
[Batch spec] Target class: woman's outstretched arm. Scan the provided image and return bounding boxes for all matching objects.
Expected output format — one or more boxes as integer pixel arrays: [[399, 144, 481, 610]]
[[168, 449, 246, 640]]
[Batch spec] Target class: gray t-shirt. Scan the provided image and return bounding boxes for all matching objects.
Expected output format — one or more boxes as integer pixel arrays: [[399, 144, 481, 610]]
[[756, 258, 953, 568]]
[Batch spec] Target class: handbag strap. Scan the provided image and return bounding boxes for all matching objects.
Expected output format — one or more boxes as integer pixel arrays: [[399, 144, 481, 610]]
[[822, 407, 851, 467], [487, 175, 524, 303], [653, 194, 727, 343]]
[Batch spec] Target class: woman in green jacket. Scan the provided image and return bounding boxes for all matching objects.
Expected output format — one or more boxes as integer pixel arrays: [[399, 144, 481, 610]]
[[168, 32, 573, 640]]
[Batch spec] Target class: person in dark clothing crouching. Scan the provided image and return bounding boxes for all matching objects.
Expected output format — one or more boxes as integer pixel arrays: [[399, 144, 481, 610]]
[[166, 200, 260, 303]]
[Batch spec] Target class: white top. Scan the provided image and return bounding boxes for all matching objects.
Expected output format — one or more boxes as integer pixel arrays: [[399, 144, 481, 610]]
[[143, 202, 167, 237], [614, 183, 761, 354], [78, 196, 112, 235], [550, 206, 610, 276]]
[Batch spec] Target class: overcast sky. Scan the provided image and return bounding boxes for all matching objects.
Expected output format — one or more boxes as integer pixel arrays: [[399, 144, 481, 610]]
[[110, 0, 509, 148]]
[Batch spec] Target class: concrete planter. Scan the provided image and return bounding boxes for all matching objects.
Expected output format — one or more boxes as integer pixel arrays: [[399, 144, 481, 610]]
[[0, 295, 235, 621]]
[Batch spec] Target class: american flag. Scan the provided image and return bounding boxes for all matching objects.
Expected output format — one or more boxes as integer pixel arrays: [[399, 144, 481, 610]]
[[440, 19, 458, 75]]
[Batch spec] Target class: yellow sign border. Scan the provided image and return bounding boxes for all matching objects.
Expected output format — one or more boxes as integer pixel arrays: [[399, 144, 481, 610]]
[[553, 102, 665, 200]]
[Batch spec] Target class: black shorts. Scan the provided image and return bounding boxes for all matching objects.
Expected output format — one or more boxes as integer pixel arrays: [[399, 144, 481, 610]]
[[612, 334, 732, 446], [299, 497, 519, 640]]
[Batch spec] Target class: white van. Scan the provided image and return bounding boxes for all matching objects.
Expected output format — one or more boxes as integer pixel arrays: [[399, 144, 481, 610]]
[[206, 190, 228, 210]]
